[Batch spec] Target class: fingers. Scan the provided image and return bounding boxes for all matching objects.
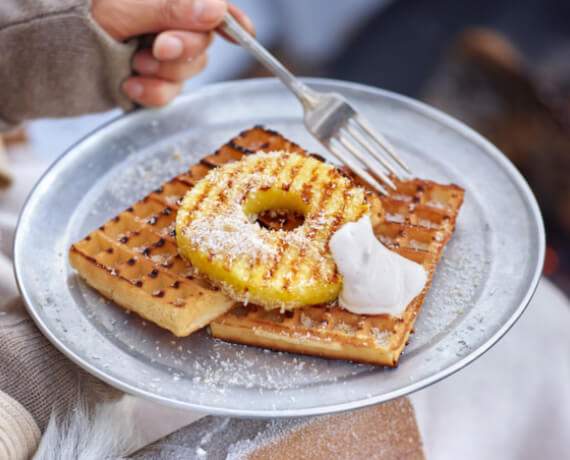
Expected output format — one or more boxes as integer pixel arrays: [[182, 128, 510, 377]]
[[125, 49, 209, 106], [133, 50, 208, 82], [93, 0, 255, 43], [127, 28, 210, 107], [93, 0, 228, 41], [90, 0, 256, 108], [153, 30, 213, 61], [123, 77, 184, 107]]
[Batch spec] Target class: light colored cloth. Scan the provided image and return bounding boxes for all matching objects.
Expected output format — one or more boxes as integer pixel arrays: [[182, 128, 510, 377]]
[[0, 297, 122, 431], [0, 149, 125, 458], [0, 0, 136, 132], [0, 391, 41, 460], [412, 279, 570, 460]]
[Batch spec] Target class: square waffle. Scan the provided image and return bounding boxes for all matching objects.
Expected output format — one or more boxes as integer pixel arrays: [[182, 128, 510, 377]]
[[70, 126, 464, 365], [211, 175, 464, 366]]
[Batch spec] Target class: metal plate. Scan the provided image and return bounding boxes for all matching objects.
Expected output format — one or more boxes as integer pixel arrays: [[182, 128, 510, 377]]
[[14, 78, 544, 417]]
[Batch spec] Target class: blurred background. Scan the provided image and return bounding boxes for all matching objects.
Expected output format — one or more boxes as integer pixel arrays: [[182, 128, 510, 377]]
[[2, 0, 569, 295]]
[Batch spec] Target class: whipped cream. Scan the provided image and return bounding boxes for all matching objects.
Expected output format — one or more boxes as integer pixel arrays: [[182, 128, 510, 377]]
[[329, 216, 426, 317]]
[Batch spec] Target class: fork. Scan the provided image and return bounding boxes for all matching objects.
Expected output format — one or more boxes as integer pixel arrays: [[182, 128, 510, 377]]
[[219, 13, 411, 195]]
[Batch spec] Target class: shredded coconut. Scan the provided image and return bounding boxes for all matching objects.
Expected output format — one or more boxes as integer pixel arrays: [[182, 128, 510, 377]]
[[176, 151, 368, 307]]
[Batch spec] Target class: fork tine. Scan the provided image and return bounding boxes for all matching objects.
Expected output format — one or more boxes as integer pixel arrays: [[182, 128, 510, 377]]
[[336, 130, 397, 190], [354, 114, 411, 173], [219, 14, 410, 187], [328, 140, 388, 195], [346, 122, 403, 180]]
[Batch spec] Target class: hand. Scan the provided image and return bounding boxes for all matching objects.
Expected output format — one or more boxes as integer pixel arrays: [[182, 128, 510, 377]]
[[91, 0, 254, 107]]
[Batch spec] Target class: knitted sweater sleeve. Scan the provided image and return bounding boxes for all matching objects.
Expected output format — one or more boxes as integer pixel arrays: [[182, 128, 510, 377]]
[[0, 0, 137, 132]]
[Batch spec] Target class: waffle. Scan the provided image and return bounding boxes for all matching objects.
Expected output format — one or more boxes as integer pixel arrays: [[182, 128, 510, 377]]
[[210, 172, 464, 367], [70, 126, 464, 365], [69, 127, 309, 336]]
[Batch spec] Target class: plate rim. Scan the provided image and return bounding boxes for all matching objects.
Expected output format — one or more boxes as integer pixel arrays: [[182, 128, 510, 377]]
[[13, 77, 545, 417]]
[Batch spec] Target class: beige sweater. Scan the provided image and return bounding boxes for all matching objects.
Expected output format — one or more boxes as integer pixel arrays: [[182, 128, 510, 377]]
[[0, 0, 137, 132]]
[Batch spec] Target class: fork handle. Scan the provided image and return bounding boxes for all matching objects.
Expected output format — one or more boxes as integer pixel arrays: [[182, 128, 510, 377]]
[[219, 13, 319, 109]]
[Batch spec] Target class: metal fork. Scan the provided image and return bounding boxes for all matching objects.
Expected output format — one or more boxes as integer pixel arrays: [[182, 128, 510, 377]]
[[219, 13, 410, 194]]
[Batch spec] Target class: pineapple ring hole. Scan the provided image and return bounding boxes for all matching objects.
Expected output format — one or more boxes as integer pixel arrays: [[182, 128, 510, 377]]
[[256, 208, 305, 231], [242, 189, 308, 231]]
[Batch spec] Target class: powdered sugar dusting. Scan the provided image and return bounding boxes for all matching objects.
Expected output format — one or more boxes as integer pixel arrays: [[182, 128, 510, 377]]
[[177, 151, 369, 308]]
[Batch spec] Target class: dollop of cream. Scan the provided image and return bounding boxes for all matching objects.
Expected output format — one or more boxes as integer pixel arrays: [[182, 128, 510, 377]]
[[329, 216, 427, 317]]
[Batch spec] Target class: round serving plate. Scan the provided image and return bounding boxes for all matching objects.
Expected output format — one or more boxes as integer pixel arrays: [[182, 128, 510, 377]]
[[14, 78, 544, 417]]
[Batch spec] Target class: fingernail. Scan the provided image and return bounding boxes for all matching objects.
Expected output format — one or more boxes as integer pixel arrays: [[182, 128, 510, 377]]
[[155, 35, 183, 60], [124, 80, 143, 100], [193, 0, 226, 26], [133, 54, 160, 74]]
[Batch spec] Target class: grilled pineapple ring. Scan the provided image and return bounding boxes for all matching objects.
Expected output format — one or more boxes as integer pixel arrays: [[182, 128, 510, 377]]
[[176, 151, 374, 310]]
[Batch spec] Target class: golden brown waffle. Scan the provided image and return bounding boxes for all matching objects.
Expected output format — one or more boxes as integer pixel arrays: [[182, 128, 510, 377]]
[[70, 126, 464, 365], [210, 172, 464, 367], [70, 127, 315, 336]]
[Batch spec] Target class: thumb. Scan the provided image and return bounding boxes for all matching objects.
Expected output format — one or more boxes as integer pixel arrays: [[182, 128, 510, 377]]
[[93, 0, 227, 42]]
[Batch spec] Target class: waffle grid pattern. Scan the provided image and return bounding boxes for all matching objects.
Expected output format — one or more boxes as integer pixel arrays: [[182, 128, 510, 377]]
[[69, 127, 307, 336], [211, 173, 464, 366], [70, 126, 464, 365]]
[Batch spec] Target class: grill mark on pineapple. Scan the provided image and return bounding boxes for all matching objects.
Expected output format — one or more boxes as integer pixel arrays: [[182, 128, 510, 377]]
[[237, 172, 252, 205], [184, 178, 214, 220], [263, 156, 299, 280], [224, 167, 245, 222], [281, 162, 299, 192], [265, 231, 290, 285], [255, 158, 284, 278], [303, 163, 321, 204], [284, 165, 327, 287], [337, 184, 355, 230], [284, 254, 298, 291], [314, 184, 350, 283], [259, 155, 283, 194], [238, 155, 271, 206], [252, 156, 269, 178], [318, 180, 358, 282], [218, 173, 242, 271], [285, 162, 322, 286], [189, 159, 239, 221], [310, 180, 339, 283], [271, 154, 290, 192], [258, 160, 294, 282], [265, 157, 314, 285], [218, 185, 228, 205]]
